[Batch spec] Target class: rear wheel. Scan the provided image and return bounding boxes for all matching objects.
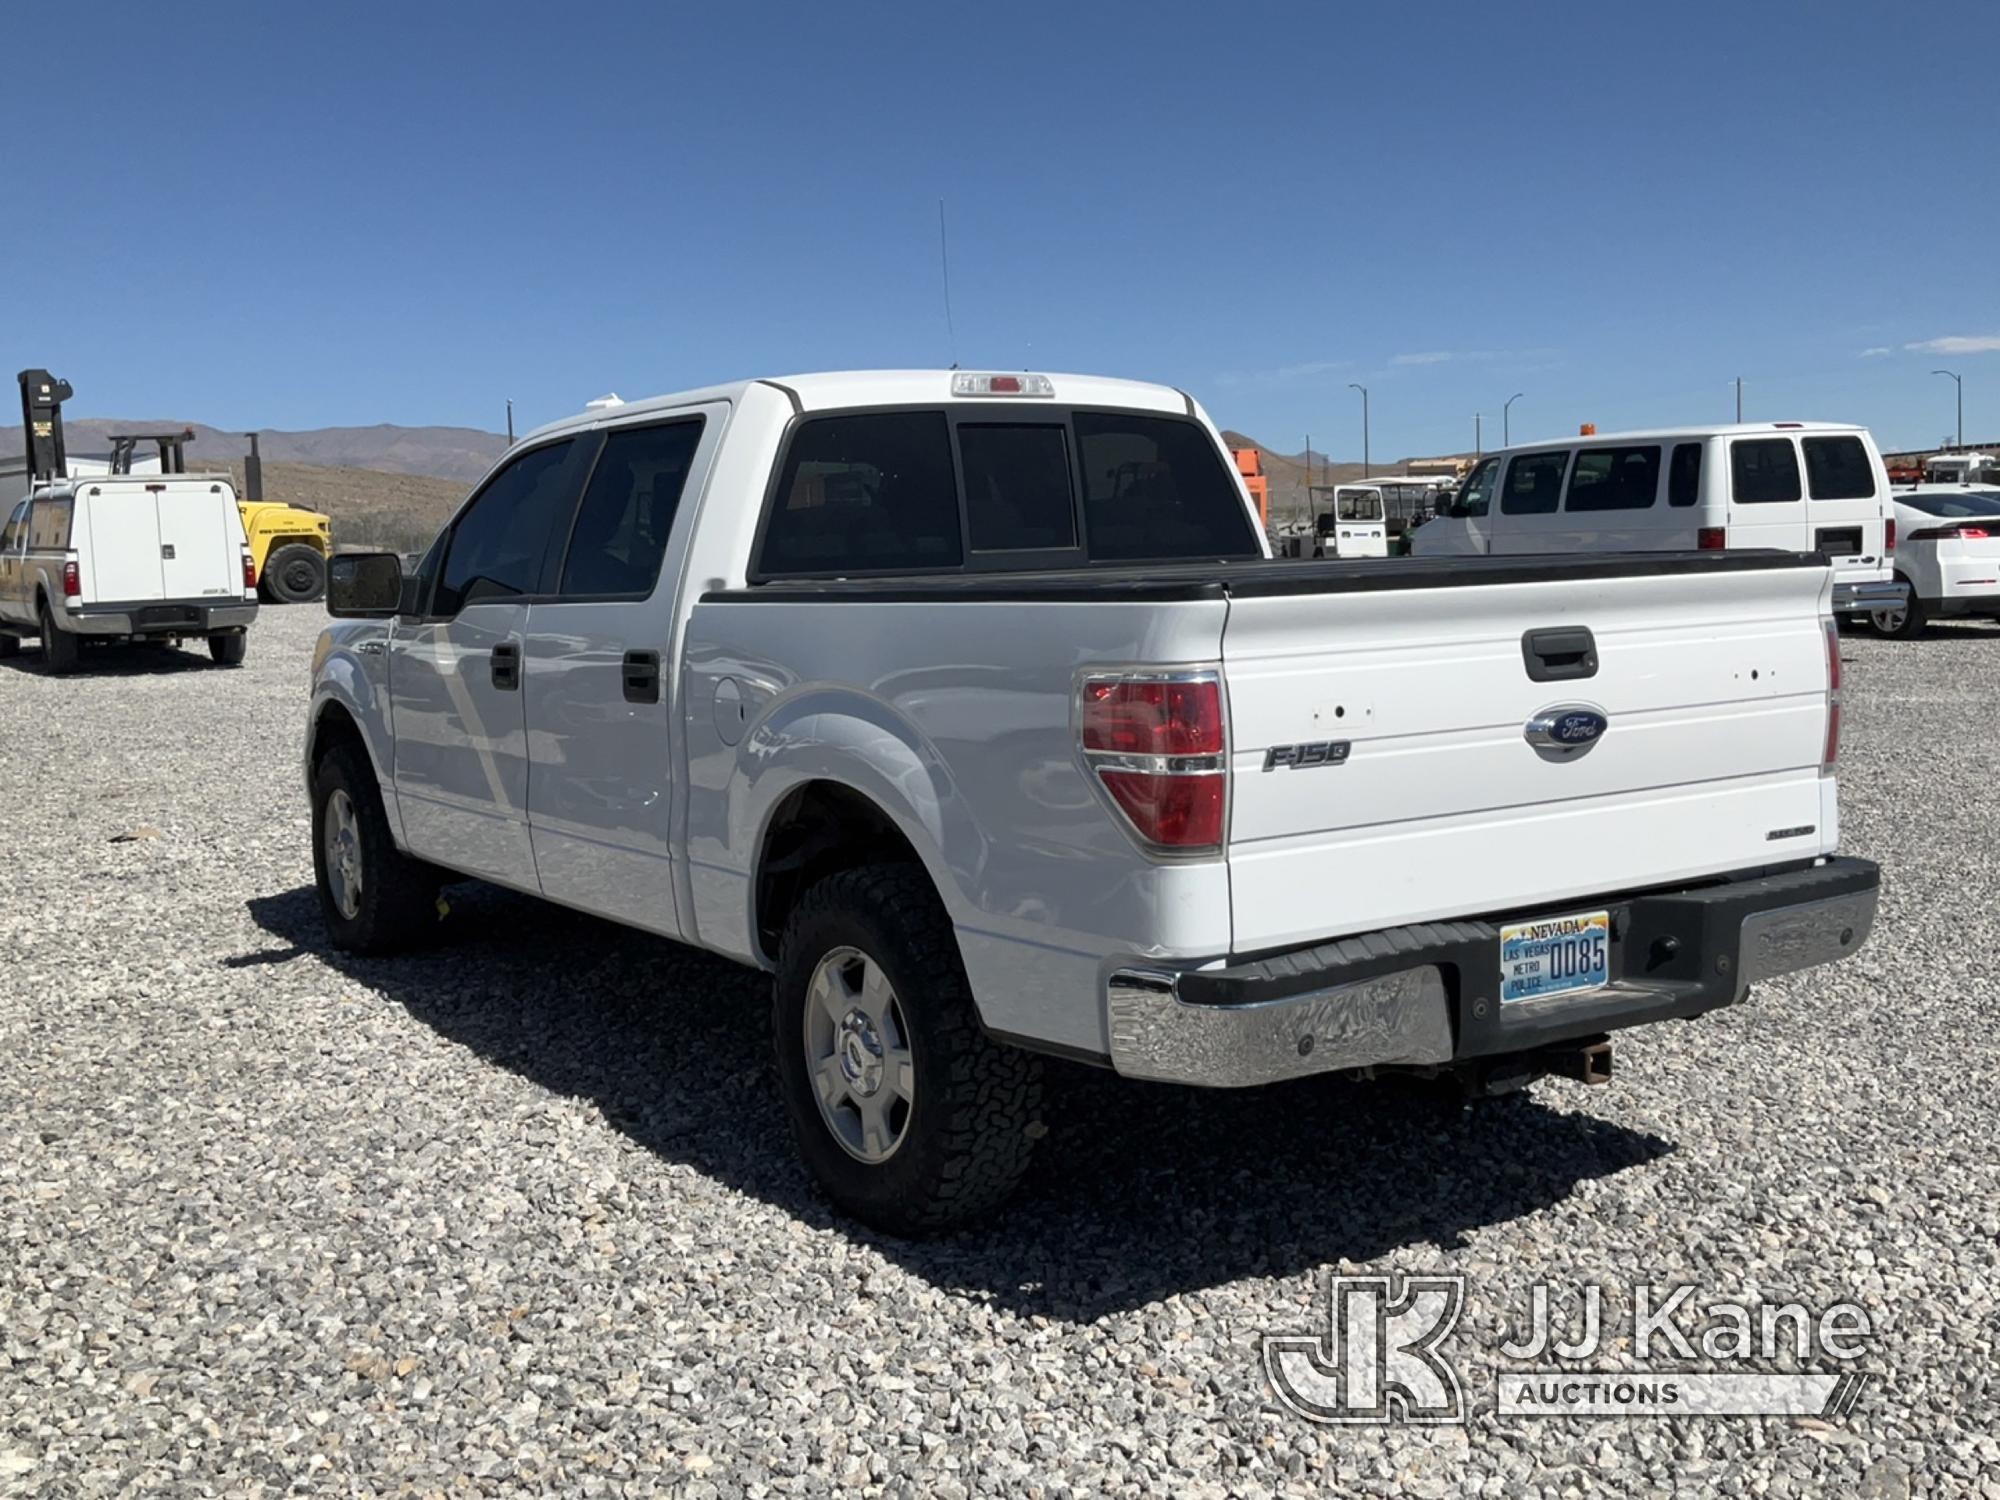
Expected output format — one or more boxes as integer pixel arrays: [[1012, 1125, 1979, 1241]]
[[39, 602, 78, 676], [311, 742, 441, 953], [263, 544, 327, 603], [773, 864, 1044, 1234], [1869, 592, 1926, 639], [208, 631, 248, 666]]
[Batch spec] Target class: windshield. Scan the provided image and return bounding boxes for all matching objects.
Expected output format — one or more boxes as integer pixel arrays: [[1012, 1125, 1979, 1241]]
[[1905, 491, 2000, 518]]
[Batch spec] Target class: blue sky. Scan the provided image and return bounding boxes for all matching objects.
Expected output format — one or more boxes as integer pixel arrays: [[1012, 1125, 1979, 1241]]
[[9, 0, 1996, 457]]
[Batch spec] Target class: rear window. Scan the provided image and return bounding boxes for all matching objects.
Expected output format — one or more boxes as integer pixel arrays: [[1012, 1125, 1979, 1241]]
[[959, 424, 1076, 553], [1564, 446, 1660, 512], [1904, 492, 2000, 518], [1802, 436, 1877, 500], [1669, 443, 1702, 506], [1501, 451, 1569, 515], [1337, 492, 1383, 521], [1074, 412, 1259, 561], [759, 413, 961, 576], [1731, 439, 1802, 504]]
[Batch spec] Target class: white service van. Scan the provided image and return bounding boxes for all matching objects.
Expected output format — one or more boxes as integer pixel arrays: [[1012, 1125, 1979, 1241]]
[[1410, 423, 1903, 616]]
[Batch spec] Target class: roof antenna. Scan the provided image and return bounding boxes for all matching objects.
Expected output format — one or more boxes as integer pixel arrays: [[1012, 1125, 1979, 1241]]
[[938, 198, 958, 369]]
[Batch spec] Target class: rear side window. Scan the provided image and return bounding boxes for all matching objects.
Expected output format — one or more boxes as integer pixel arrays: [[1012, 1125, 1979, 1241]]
[[1802, 436, 1876, 500], [1501, 451, 1569, 515], [1669, 443, 1703, 506], [1074, 412, 1259, 561], [436, 439, 577, 612], [759, 413, 960, 576], [1564, 446, 1660, 512], [1730, 439, 1802, 504], [958, 424, 1076, 553], [28, 499, 71, 550], [0, 501, 24, 551], [559, 419, 705, 597]]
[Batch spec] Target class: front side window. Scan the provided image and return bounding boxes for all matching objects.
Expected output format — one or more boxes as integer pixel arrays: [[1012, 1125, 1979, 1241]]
[[759, 412, 960, 576], [1074, 412, 1259, 561], [958, 423, 1076, 553], [1669, 443, 1703, 506], [1456, 457, 1500, 516], [559, 419, 705, 597], [435, 439, 577, 613], [1564, 445, 1661, 512], [1502, 451, 1569, 515], [1803, 436, 1876, 500]]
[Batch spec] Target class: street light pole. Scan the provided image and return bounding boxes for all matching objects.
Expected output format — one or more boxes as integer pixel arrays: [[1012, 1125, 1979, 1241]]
[[1348, 383, 1370, 479], [1504, 392, 1523, 447], [1933, 369, 1963, 448], [1475, 413, 1483, 458]]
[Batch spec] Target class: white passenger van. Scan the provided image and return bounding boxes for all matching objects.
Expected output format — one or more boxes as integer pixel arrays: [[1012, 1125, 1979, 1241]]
[[1410, 423, 1902, 616]]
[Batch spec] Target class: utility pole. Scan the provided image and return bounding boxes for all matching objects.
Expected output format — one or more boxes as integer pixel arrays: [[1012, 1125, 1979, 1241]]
[[506, 399, 515, 445], [1933, 369, 1963, 448], [1734, 377, 1743, 423], [1475, 413, 1483, 459], [1348, 383, 1371, 479], [1504, 392, 1523, 447]]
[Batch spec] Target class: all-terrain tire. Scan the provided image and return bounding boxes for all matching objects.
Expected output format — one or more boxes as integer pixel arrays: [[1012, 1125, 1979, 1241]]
[[39, 602, 78, 676], [263, 544, 327, 603], [311, 741, 442, 954], [208, 632, 248, 665], [773, 864, 1044, 1235]]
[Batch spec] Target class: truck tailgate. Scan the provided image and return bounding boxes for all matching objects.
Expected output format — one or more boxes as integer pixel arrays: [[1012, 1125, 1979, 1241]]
[[1221, 556, 1835, 954]]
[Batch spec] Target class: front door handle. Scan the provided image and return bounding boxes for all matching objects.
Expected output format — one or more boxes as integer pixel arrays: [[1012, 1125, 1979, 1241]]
[[622, 649, 660, 704], [491, 641, 520, 691]]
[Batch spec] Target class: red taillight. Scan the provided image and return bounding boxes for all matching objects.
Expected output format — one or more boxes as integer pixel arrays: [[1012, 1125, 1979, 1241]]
[[61, 560, 80, 598], [1907, 524, 1991, 541], [1959, 525, 1990, 540], [1822, 617, 1841, 770], [1884, 518, 1896, 553], [1080, 672, 1227, 851], [1697, 527, 1726, 551], [243, 551, 258, 589]]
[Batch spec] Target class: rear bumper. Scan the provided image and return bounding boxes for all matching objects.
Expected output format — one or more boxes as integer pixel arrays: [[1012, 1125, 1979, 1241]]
[[1104, 857, 1879, 1087], [67, 600, 258, 636], [1831, 578, 1907, 615]]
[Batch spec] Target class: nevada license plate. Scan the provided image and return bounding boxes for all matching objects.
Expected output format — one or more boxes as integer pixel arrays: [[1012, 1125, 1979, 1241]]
[[1500, 910, 1610, 1004]]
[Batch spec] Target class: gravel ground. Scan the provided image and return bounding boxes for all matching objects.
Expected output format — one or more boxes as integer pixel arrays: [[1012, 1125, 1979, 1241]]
[[2, 605, 1996, 1499]]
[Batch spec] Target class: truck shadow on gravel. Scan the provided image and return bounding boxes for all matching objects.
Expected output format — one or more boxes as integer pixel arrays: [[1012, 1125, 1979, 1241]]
[[244, 881, 1672, 1323]]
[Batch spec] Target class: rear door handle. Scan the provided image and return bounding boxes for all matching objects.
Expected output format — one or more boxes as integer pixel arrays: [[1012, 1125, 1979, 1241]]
[[1522, 626, 1598, 682], [622, 649, 660, 704], [491, 641, 520, 691]]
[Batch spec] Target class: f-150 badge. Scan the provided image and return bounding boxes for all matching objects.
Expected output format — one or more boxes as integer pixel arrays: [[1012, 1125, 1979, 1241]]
[[1264, 740, 1351, 771]]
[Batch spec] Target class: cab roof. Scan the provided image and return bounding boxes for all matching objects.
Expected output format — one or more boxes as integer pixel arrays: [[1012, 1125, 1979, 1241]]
[[520, 369, 1194, 445]]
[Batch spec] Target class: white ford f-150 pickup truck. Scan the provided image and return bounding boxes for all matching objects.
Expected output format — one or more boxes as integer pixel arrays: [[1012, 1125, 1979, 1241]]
[[306, 370, 1879, 1233]]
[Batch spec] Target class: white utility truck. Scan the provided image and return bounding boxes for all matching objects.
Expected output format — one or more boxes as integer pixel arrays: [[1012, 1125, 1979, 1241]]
[[1, 371, 257, 672], [306, 370, 1880, 1233]]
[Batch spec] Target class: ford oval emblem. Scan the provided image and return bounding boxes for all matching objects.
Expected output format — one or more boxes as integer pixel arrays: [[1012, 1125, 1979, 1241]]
[[1525, 705, 1609, 759]]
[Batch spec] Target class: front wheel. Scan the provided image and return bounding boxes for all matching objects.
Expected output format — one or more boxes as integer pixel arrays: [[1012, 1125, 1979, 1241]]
[[311, 743, 442, 953], [263, 544, 327, 603], [773, 865, 1044, 1235], [1869, 592, 1926, 639]]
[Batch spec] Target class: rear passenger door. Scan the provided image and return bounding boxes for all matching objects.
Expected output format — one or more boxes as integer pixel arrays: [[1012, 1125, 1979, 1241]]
[[524, 407, 725, 937], [390, 438, 586, 890], [1551, 443, 1669, 552], [1800, 434, 1888, 581]]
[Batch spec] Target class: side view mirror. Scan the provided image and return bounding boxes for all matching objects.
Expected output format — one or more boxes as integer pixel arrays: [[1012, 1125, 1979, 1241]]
[[327, 551, 404, 618]]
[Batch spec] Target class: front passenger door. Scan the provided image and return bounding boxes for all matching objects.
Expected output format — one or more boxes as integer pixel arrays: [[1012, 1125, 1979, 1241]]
[[389, 439, 585, 890]]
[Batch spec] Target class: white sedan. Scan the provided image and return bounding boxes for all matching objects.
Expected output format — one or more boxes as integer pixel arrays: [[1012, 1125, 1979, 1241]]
[[1872, 487, 2000, 637]]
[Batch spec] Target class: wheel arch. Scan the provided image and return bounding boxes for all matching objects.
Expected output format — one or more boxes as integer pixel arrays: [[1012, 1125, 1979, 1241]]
[[751, 779, 940, 964]]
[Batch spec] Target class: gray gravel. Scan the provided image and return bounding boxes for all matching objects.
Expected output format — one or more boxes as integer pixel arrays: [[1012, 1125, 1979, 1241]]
[[2, 606, 1996, 1498]]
